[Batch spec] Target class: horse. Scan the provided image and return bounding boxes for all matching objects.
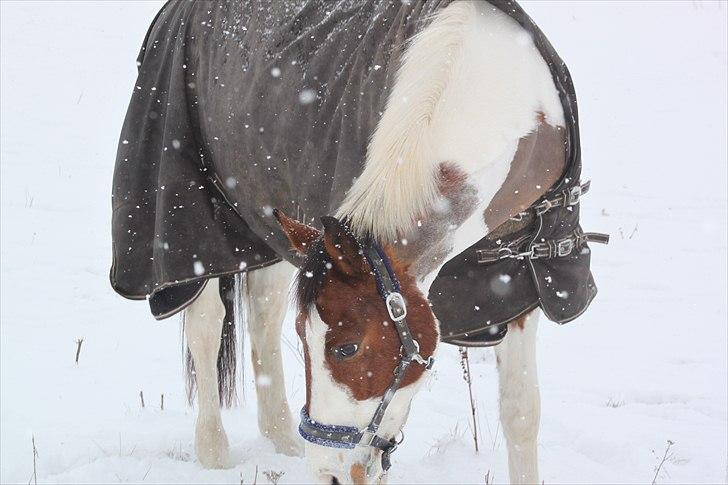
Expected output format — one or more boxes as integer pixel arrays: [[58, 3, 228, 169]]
[[111, 1, 606, 483]]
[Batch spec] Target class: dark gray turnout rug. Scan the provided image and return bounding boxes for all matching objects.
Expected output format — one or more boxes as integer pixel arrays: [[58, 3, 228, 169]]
[[111, 0, 605, 344]]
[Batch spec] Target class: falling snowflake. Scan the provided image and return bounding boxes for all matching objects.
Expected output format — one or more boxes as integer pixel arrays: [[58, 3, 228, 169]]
[[299, 89, 317, 105], [193, 261, 205, 276]]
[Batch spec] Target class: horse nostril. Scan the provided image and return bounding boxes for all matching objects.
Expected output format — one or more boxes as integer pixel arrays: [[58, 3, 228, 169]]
[[331, 478, 340, 485]]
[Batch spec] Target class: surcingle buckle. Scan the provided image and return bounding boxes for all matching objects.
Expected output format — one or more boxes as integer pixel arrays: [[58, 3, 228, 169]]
[[555, 238, 575, 257]]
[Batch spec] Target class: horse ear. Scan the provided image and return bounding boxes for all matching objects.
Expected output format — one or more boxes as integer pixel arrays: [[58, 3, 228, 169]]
[[320, 216, 367, 277], [274, 209, 320, 254]]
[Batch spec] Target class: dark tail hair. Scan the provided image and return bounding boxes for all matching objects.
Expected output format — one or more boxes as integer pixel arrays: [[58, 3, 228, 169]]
[[185, 273, 246, 408]]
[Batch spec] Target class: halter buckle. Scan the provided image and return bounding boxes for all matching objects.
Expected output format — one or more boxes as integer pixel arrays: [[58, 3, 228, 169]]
[[385, 292, 407, 322]]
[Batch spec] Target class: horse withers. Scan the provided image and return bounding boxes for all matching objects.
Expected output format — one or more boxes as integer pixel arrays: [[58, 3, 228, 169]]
[[111, 1, 606, 483]]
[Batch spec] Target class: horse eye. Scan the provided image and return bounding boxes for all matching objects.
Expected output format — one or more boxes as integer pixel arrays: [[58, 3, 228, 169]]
[[333, 343, 359, 360]]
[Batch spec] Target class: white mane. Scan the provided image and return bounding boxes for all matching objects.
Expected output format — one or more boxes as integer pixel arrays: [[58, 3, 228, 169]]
[[335, 2, 472, 241], [336, 1, 564, 244]]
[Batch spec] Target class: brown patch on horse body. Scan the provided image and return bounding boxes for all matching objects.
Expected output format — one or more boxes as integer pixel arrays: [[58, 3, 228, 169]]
[[392, 162, 479, 278], [484, 114, 567, 231], [510, 314, 528, 331], [316, 246, 437, 401], [438, 162, 468, 195]]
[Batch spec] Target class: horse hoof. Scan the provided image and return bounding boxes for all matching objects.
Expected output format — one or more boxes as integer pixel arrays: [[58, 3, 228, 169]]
[[271, 432, 304, 457], [195, 419, 231, 469]]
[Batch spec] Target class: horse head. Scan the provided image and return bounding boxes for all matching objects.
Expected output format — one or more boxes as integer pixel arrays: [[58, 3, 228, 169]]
[[276, 209, 438, 484]]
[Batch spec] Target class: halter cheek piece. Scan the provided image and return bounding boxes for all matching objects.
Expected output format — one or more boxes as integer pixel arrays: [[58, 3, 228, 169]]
[[298, 242, 435, 472]]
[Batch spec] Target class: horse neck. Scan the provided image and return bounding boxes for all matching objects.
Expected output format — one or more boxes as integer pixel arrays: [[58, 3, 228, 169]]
[[340, 1, 567, 287]]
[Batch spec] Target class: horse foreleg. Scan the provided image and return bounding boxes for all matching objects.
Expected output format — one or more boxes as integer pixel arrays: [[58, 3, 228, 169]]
[[495, 310, 541, 484], [184, 277, 230, 468], [246, 262, 303, 456]]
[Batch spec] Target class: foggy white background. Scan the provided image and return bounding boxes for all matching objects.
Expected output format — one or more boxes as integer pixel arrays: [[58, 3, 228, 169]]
[[1, 1, 726, 483]]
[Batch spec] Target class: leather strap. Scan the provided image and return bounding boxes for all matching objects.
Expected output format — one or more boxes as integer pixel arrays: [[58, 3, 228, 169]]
[[477, 227, 609, 263], [511, 180, 591, 221]]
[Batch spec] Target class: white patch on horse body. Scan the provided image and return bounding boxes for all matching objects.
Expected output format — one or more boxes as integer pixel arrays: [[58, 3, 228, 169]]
[[305, 308, 423, 482], [428, 1, 564, 266], [445, 3, 565, 291]]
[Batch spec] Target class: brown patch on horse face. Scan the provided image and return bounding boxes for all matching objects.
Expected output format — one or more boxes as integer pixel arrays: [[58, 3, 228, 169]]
[[483, 114, 567, 230], [350, 463, 367, 484], [315, 246, 437, 401], [321, 216, 369, 277], [289, 216, 438, 408]]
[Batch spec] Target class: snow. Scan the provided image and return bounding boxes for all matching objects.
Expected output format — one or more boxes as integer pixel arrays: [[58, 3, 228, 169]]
[[1, 1, 726, 484], [298, 89, 317, 105]]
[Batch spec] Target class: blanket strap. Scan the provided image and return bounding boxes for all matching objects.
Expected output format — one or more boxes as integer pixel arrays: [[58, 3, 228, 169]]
[[477, 228, 609, 264], [477, 180, 609, 264]]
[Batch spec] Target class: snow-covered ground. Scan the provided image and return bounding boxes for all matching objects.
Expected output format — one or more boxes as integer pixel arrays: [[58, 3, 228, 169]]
[[1, 1, 726, 483]]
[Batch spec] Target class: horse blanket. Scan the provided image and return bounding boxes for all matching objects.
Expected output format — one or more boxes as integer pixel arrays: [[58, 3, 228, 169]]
[[110, 0, 605, 342]]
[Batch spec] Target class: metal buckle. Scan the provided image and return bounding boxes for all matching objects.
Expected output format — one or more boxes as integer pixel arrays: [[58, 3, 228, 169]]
[[526, 243, 546, 260], [566, 185, 582, 206], [498, 247, 515, 259], [411, 352, 435, 368], [423, 355, 436, 369], [556, 238, 574, 257], [385, 292, 407, 322], [400, 340, 434, 369], [534, 199, 553, 216]]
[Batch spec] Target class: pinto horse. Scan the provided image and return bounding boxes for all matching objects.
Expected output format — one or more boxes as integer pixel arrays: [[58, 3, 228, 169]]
[[112, 1, 603, 483]]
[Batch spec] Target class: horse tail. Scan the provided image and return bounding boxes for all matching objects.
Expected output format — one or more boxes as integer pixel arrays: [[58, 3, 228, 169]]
[[185, 273, 247, 408]]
